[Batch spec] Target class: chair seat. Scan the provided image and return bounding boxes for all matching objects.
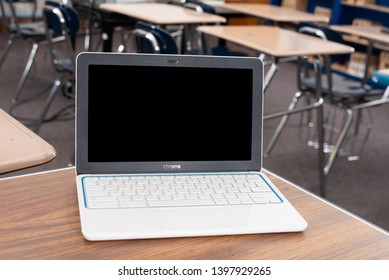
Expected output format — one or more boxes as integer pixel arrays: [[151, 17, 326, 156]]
[[372, 69, 389, 87], [7, 22, 46, 37], [301, 74, 385, 99], [55, 59, 74, 73]]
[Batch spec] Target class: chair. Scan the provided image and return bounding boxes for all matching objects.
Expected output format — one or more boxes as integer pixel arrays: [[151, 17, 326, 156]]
[[265, 23, 389, 195], [33, 2, 79, 132], [0, 0, 47, 102], [182, 0, 246, 56], [71, 0, 104, 52], [130, 21, 178, 54], [182, 0, 213, 54]]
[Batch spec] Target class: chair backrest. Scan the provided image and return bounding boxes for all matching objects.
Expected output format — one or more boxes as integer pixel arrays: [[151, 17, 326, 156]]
[[183, 0, 216, 14], [181, 0, 216, 54], [45, 1, 80, 37], [132, 21, 178, 54], [42, 2, 80, 71], [297, 22, 348, 65]]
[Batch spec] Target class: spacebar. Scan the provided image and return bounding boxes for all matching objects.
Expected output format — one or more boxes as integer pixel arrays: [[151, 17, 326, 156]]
[[148, 199, 215, 207]]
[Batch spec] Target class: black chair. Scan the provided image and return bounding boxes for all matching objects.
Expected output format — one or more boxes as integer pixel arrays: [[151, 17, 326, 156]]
[[0, 0, 48, 102], [265, 23, 389, 195], [33, 2, 79, 132], [130, 21, 178, 54]]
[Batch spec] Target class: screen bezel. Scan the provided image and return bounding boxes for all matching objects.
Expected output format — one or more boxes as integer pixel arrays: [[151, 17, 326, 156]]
[[76, 52, 263, 174]]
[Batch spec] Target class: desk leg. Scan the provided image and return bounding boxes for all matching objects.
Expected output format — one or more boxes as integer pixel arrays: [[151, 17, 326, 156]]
[[313, 61, 326, 197], [362, 41, 373, 86], [264, 58, 278, 93], [102, 25, 113, 52], [264, 58, 327, 197]]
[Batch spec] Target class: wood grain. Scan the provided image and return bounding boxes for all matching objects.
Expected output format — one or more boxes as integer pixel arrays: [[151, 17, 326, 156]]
[[197, 25, 354, 57], [0, 168, 388, 259]]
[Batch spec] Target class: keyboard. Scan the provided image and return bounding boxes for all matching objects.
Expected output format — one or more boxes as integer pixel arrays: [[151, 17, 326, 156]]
[[81, 174, 283, 209]]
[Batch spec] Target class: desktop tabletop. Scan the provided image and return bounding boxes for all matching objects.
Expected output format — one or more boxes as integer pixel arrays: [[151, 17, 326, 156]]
[[221, 3, 329, 23], [198, 25, 354, 57], [0, 109, 56, 174], [330, 25, 389, 45], [99, 2, 226, 25], [0, 167, 388, 260]]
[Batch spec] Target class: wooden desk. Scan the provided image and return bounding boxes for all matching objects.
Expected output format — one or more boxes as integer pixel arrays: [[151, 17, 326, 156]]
[[197, 25, 353, 90], [0, 109, 56, 174], [73, 0, 138, 52], [198, 25, 354, 196], [330, 25, 389, 46], [99, 3, 226, 25], [98, 3, 226, 52], [0, 167, 388, 259], [330, 25, 389, 84], [220, 3, 329, 24]]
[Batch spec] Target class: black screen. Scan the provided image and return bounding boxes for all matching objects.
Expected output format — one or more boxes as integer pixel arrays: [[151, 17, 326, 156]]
[[88, 65, 253, 162]]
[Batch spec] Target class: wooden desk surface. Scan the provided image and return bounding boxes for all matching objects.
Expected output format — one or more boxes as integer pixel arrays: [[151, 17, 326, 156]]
[[0, 109, 56, 174], [221, 3, 329, 23], [99, 3, 226, 25], [198, 25, 354, 57], [330, 25, 389, 45], [0, 167, 388, 260]]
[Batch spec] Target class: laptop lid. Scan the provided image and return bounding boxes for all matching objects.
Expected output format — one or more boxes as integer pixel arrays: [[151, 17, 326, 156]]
[[76, 52, 263, 175]]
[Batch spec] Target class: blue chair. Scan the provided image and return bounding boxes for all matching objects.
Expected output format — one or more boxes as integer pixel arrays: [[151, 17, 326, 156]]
[[33, 2, 80, 132], [131, 21, 178, 54], [182, 0, 247, 56], [6, 0, 78, 102], [266, 23, 389, 185], [0, 0, 48, 102]]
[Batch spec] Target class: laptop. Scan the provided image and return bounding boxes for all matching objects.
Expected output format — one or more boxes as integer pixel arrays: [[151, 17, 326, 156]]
[[0, 108, 56, 174], [75, 52, 307, 241]]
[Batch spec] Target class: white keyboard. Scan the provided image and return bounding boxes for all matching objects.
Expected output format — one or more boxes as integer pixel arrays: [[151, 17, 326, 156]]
[[82, 174, 282, 209]]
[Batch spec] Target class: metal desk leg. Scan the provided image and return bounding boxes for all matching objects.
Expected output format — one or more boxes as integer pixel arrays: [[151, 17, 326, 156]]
[[362, 41, 373, 87], [263, 58, 278, 93], [101, 25, 113, 52], [313, 61, 326, 197], [264, 58, 327, 196]]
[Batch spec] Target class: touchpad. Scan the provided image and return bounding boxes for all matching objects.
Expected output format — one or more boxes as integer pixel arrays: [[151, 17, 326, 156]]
[[157, 207, 235, 230]]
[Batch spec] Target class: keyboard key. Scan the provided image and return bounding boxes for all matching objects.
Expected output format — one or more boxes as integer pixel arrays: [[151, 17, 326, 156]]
[[148, 199, 215, 207], [214, 198, 228, 205], [88, 202, 119, 209], [87, 196, 116, 202], [120, 201, 148, 208], [86, 190, 109, 196]]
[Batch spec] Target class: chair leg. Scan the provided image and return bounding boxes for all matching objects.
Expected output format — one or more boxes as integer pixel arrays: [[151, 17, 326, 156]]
[[13, 42, 39, 102], [298, 94, 314, 143], [265, 91, 304, 155], [324, 108, 353, 176], [33, 78, 62, 133], [0, 36, 15, 70], [84, 21, 93, 51], [117, 27, 130, 53]]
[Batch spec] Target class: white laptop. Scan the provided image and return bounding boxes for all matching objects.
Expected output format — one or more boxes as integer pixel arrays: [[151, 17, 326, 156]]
[[75, 52, 307, 241]]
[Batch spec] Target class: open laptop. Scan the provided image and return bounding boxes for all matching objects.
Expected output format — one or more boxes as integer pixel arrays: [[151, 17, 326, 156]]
[[0, 108, 56, 174], [75, 52, 307, 241]]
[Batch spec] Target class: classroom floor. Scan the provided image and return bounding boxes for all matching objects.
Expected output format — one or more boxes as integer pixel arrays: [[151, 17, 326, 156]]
[[0, 30, 388, 232]]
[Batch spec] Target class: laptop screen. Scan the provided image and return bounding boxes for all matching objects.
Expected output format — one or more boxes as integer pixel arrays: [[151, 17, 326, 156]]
[[76, 53, 263, 174], [88, 65, 252, 162]]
